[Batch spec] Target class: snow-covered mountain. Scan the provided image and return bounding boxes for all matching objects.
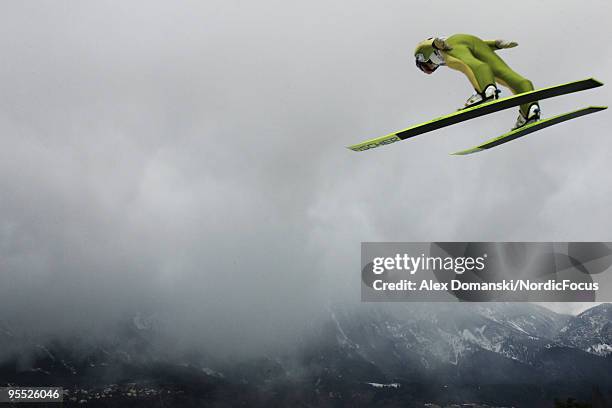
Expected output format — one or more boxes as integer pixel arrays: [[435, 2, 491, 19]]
[[291, 302, 611, 406], [556, 303, 612, 356], [326, 303, 568, 365], [1, 303, 610, 407]]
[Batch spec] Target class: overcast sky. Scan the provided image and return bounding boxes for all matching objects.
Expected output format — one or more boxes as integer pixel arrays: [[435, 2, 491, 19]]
[[0, 1, 610, 353]]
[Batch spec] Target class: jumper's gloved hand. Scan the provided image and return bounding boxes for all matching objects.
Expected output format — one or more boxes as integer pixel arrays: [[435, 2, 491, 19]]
[[495, 39, 518, 49]]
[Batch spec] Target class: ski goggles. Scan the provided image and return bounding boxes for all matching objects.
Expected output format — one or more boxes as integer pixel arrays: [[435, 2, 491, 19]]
[[415, 53, 439, 74]]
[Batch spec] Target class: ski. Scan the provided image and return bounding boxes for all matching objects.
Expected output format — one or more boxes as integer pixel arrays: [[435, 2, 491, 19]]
[[348, 78, 603, 152], [451, 106, 607, 155]]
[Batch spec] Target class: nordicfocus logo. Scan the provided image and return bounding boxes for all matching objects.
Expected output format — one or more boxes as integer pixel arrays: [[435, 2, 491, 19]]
[[371, 253, 487, 275]]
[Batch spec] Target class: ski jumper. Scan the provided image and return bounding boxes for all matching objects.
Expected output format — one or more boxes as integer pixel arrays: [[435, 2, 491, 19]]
[[415, 34, 537, 117]]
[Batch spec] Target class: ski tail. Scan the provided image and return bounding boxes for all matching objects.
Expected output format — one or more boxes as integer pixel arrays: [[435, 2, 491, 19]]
[[451, 106, 608, 155]]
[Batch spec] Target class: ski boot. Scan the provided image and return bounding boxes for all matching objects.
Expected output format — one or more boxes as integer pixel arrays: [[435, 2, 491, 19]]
[[462, 84, 500, 110], [512, 103, 541, 130]]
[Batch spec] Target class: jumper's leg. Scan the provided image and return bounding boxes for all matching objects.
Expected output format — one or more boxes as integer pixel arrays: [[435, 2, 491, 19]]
[[472, 42, 537, 117]]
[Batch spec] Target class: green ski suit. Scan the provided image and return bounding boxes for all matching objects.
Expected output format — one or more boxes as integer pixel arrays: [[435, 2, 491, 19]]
[[415, 34, 536, 116]]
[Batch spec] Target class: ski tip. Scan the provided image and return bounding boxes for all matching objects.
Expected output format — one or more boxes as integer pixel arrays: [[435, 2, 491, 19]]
[[588, 105, 608, 111], [450, 147, 483, 156]]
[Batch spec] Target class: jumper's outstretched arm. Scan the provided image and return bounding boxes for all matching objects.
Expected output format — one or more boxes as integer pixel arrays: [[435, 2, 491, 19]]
[[486, 39, 519, 50]]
